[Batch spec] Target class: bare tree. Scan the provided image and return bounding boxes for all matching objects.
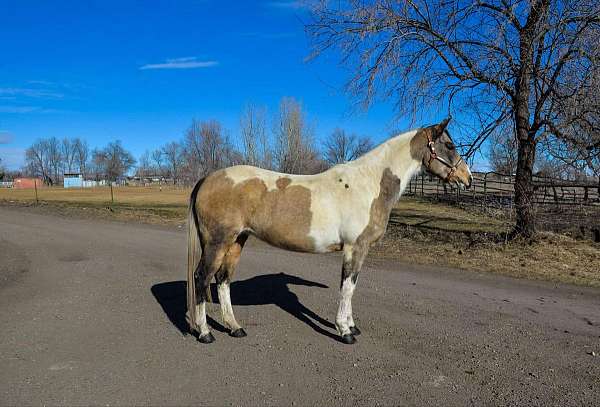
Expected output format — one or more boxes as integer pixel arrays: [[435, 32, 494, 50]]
[[183, 119, 233, 178], [90, 148, 104, 181], [273, 97, 320, 174], [184, 119, 224, 179], [324, 128, 374, 165], [240, 103, 273, 169], [0, 157, 5, 181], [307, 0, 600, 237], [72, 138, 89, 178], [162, 141, 183, 184], [151, 149, 164, 176], [93, 141, 136, 182], [137, 150, 152, 178], [25, 139, 52, 184], [47, 137, 62, 184], [61, 138, 76, 174], [488, 124, 518, 175]]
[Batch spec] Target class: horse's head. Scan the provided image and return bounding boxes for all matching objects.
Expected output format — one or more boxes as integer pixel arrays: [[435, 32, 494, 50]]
[[416, 118, 472, 189]]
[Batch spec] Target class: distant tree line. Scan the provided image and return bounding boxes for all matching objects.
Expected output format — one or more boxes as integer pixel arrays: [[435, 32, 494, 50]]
[[23, 137, 135, 185], [19, 97, 375, 185], [17, 93, 598, 188], [133, 97, 374, 184]]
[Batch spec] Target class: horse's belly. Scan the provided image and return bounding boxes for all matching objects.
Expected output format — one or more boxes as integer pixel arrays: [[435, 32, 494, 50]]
[[252, 228, 322, 253], [251, 219, 341, 254]]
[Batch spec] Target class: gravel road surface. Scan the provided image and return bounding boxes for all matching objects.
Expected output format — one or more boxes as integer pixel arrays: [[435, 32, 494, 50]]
[[1, 206, 599, 406]]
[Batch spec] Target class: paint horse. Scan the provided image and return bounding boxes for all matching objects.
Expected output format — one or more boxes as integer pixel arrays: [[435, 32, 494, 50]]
[[186, 118, 472, 344]]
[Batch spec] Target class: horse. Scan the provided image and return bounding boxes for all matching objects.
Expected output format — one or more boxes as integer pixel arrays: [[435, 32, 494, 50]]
[[186, 118, 472, 344]]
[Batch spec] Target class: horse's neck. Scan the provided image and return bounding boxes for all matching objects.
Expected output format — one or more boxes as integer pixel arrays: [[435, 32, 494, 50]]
[[346, 130, 422, 189]]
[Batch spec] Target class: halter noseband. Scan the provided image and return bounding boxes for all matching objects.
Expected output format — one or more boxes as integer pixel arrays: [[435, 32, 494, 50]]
[[425, 132, 463, 182]]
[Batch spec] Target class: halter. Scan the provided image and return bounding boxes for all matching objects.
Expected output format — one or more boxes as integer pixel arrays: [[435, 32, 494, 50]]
[[425, 132, 463, 182]]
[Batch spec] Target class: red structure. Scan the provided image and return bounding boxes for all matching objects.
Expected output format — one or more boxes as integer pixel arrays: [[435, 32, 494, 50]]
[[13, 178, 44, 189]]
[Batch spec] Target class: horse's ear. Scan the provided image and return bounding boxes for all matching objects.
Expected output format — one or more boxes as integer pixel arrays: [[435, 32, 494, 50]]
[[433, 117, 451, 139]]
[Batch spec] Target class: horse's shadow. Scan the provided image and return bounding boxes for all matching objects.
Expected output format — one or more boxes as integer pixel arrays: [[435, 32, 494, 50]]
[[151, 272, 339, 341]]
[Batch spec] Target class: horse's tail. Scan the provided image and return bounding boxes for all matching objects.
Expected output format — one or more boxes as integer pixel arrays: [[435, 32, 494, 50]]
[[186, 177, 205, 334]]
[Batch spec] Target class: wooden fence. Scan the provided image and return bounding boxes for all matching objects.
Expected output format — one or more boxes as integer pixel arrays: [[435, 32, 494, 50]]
[[405, 171, 600, 210]]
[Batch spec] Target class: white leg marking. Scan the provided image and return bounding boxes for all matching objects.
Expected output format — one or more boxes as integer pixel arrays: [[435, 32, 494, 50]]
[[195, 302, 210, 336], [217, 282, 241, 331], [347, 300, 355, 328], [336, 278, 356, 335]]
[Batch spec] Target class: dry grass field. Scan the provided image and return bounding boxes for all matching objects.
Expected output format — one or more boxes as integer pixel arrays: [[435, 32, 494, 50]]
[[0, 185, 191, 206], [1, 185, 598, 287]]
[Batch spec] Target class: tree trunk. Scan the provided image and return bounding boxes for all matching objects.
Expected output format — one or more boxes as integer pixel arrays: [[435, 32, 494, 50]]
[[513, 132, 537, 237], [511, 0, 549, 238]]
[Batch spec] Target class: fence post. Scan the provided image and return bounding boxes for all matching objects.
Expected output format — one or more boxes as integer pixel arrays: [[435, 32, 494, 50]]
[[482, 173, 488, 209], [110, 183, 114, 204], [456, 183, 460, 202]]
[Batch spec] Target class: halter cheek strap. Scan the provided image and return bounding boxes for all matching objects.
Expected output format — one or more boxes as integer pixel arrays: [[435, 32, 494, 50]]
[[425, 133, 463, 182]]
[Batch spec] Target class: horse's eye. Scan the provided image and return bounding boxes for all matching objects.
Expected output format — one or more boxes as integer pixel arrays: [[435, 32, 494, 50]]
[[445, 142, 455, 150]]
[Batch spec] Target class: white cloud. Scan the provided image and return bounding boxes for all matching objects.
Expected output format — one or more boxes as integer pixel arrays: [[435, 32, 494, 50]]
[[0, 87, 64, 99], [139, 57, 219, 70], [27, 80, 57, 86], [0, 105, 63, 114], [0, 105, 39, 113]]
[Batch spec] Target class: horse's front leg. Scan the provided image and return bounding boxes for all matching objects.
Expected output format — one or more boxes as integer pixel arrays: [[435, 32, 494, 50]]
[[336, 243, 367, 344]]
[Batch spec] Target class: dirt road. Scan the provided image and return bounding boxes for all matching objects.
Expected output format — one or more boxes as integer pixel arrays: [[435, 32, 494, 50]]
[[1, 206, 599, 406]]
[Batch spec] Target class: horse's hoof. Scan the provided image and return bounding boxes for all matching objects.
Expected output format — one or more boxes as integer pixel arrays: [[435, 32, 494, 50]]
[[197, 332, 216, 344], [230, 328, 247, 338], [341, 334, 356, 345], [350, 326, 362, 336]]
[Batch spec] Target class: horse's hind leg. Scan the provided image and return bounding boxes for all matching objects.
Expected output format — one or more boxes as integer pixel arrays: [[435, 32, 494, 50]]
[[336, 243, 368, 344], [215, 233, 248, 338], [194, 239, 231, 343]]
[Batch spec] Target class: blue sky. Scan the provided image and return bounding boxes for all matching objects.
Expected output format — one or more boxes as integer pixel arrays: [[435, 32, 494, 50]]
[[0, 0, 449, 171]]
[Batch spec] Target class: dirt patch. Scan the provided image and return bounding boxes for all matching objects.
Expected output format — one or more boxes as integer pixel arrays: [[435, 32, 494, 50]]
[[0, 240, 31, 288]]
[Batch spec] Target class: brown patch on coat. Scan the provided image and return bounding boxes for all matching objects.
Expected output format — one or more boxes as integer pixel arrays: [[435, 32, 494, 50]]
[[357, 168, 401, 245], [410, 127, 433, 163], [276, 177, 292, 190], [196, 170, 315, 252]]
